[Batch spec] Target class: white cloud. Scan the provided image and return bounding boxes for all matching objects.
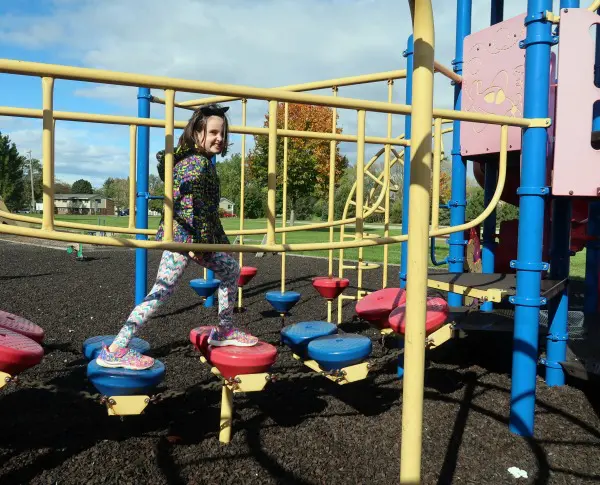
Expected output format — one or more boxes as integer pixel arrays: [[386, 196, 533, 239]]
[[0, 0, 563, 187]]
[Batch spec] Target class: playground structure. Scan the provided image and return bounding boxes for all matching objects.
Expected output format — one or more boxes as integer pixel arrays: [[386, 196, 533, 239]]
[[1, 0, 600, 483]]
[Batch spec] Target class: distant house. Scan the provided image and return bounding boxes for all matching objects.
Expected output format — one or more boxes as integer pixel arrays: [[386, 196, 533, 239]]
[[53, 194, 115, 216], [219, 197, 235, 215]]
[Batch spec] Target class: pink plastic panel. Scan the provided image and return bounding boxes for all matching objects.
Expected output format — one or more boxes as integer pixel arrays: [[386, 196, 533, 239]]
[[460, 14, 526, 157], [552, 9, 600, 197]]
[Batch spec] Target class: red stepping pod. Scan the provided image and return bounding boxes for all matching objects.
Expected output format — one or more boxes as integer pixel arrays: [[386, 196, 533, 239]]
[[355, 288, 407, 329], [0, 327, 44, 375], [312, 276, 350, 300], [0, 310, 44, 343], [388, 297, 449, 336], [190, 326, 277, 379], [238, 266, 258, 287]]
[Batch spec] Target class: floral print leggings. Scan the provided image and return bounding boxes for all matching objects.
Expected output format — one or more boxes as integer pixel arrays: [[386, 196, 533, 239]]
[[112, 250, 240, 349]]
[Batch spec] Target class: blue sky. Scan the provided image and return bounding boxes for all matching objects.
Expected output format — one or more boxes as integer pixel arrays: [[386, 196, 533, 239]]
[[0, 0, 561, 188]]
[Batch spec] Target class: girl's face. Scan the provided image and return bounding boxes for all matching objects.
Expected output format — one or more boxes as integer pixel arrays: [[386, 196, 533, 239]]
[[196, 116, 225, 156]]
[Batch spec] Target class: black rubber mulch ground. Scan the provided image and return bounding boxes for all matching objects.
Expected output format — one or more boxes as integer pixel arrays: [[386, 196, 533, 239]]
[[0, 236, 599, 485]]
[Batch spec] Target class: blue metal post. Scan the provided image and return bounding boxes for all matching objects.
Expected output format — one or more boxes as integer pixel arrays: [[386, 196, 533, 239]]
[[135, 88, 151, 304], [545, 0, 580, 388], [584, 8, 600, 316], [508, 0, 553, 437], [481, 0, 504, 312], [400, 35, 413, 290], [205, 154, 218, 308], [448, 0, 472, 308]]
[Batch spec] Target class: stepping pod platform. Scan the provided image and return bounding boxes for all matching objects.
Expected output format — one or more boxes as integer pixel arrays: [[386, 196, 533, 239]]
[[355, 288, 407, 329], [281, 321, 372, 384], [189, 326, 278, 444], [83, 335, 165, 416], [0, 327, 44, 378], [0, 310, 45, 343]]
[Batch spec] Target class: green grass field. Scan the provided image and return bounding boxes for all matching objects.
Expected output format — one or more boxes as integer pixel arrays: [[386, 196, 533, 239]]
[[26, 214, 587, 279]]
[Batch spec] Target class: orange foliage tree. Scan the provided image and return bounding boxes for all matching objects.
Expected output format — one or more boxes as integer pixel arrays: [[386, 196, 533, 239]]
[[247, 103, 348, 218]]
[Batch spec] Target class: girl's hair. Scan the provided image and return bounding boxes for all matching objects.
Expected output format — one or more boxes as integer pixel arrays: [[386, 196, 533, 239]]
[[156, 104, 230, 181], [178, 104, 230, 156]]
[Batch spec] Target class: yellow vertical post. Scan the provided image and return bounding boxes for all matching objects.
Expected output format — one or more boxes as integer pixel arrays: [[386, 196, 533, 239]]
[[163, 89, 176, 242], [383, 79, 394, 288], [400, 1, 435, 483], [431, 118, 442, 230], [41, 77, 54, 231], [128, 125, 137, 230], [267, 100, 278, 245], [219, 385, 234, 444], [238, 99, 247, 309], [355, 110, 366, 292], [281, 103, 289, 294], [328, 87, 339, 322]]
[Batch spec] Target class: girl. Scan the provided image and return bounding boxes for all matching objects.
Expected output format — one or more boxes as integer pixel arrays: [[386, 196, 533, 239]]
[[96, 104, 258, 371]]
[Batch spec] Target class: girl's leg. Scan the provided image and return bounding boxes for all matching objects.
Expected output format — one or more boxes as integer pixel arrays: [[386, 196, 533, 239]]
[[191, 251, 258, 347], [96, 250, 190, 370]]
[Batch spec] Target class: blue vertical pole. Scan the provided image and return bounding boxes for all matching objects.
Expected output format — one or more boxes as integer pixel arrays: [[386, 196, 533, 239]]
[[205, 154, 218, 308], [508, 0, 553, 437], [448, 0, 472, 308], [584, 7, 600, 316], [135, 88, 151, 304], [481, 0, 504, 312], [400, 35, 413, 291], [545, 0, 579, 388]]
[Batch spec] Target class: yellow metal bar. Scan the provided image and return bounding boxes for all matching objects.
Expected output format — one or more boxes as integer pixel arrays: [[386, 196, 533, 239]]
[[128, 125, 137, 230], [0, 126, 507, 253], [434, 61, 462, 84], [328, 87, 338, 279], [281, 103, 289, 293], [589, 0, 600, 11], [266, 100, 278, 245], [179, 69, 408, 107], [383, 80, 393, 288], [238, 99, 247, 309], [219, 385, 234, 444], [400, 0, 434, 482], [0, 60, 546, 127], [162, 89, 175, 242], [431, 118, 442, 230], [355, 110, 366, 293], [41, 77, 54, 231]]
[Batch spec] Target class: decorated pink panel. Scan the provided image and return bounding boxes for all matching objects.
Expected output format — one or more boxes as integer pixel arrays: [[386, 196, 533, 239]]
[[552, 8, 600, 197], [460, 14, 526, 157]]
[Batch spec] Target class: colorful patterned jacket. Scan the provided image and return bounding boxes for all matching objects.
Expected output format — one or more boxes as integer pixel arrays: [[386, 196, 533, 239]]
[[155, 148, 229, 245]]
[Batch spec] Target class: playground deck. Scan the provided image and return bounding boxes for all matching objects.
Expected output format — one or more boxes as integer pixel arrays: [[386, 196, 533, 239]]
[[0, 236, 599, 484]]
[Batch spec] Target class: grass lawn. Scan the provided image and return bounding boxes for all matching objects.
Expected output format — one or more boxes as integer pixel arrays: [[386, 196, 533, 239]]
[[26, 214, 587, 278]]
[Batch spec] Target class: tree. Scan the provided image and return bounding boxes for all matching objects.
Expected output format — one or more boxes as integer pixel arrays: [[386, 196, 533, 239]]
[[216, 153, 242, 212], [71, 179, 93, 194], [0, 132, 25, 211], [101, 177, 129, 210], [247, 103, 348, 223], [148, 174, 164, 214], [55, 180, 71, 195]]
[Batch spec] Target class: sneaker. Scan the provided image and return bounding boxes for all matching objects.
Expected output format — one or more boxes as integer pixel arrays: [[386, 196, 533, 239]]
[[208, 328, 259, 347], [96, 345, 155, 371]]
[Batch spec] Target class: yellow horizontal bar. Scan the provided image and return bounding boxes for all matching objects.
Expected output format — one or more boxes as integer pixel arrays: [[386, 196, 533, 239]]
[[433, 61, 461, 84], [426, 279, 506, 302], [0, 106, 408, 147], [177, 69, 408, 107], [0, 209, 155, 235], [0, 60, 545, 127]]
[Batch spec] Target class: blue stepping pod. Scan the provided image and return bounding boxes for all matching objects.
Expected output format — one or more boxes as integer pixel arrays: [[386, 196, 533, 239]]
[[281, 321, 338, 358], [265, 291, 301, 314], [87, 359, 166, 396], [82, 335, 151, 361], [307, 334, 372, 371], [190, 278, 221, 298]]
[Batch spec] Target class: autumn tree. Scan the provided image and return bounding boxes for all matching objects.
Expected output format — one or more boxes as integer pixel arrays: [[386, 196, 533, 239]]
[[247, 103, 348, 223]]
